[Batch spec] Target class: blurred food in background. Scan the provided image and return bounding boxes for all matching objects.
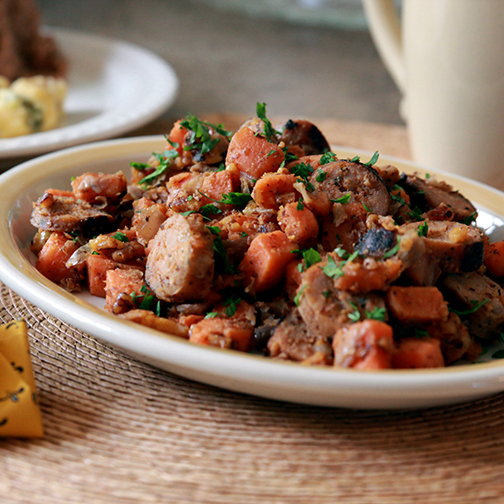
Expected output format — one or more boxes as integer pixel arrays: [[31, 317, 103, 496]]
[[0, 0, 67, 81], [0, 0, 67, 138], [0, 75, 67, 138]]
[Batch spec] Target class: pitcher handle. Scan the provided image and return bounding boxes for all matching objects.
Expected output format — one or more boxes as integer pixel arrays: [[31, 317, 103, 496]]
[[362, 0, 406, 93]]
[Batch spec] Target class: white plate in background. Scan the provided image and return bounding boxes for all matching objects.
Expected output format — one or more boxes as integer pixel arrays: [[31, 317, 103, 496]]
[[0, 28, 178, 160], [1, 137, 504, 410]]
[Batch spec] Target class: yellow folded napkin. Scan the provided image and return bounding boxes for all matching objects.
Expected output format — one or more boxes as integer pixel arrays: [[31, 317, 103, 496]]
[[0, 320, 44, 437]]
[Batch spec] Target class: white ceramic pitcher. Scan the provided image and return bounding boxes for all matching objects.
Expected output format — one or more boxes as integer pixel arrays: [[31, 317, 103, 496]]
[[363, 0, 504, 183]]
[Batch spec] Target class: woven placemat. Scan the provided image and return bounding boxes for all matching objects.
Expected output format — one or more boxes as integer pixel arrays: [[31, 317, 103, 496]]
[[2, 281, 504, 504]]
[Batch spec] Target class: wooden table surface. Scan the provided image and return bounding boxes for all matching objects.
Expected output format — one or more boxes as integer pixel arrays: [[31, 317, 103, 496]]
[[2, 115, 504, 504]]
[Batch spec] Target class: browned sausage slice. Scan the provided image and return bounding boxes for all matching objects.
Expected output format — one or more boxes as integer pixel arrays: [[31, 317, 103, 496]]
[[267, 309, 333, 365], [277, 119, 331, 156], [312, 159, 391, 215], [30, 193, 115, 238], [400, 174, 476, 223], [145, 213, 215, 302]]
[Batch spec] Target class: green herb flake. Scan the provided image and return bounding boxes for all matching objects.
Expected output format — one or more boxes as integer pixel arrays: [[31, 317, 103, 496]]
[[348, 302, 361, 323], [206, 226, 236, 274], [204, 312, 219, 319], [113, 231, 129, 243], [450, 299, 489, 317], [130, 162, 150, 171], [140, 149, 179, 187], [294, 285, 306, 307], [296, 197, 304, 211], [256, 102, 278, 142], [303, 248, 322, 269], [382, 236, 401, 259], [365, 306, 387, 322], [365, 151, 379, 166], [316, 169, 327, 183], [223, 295, 242, 317], [330, 193, 351, 204], [180, 210, 195, 216], [350, 155, 360, 163], [417, 221, 429, 237], [321, 255, 344, 279], [492, 349, 504, 359], [320, 152, 337, 165], [413, 329, 430, 339], [463, 211, 477, 225]]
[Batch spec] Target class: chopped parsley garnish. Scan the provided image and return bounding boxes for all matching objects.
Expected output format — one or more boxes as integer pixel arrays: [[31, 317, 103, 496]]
[[223, 295, 242, 317], [290, 162, 315, 192], [330, 193, 351, 204], [463, 211, 477, 225], [348, 303, 361, 323], [365, 306, 387, 322], [139, 149, 179, 187], [206, 226, 236, 274], [449, 299, 489, 316], [362, 203, 370, 212], [180, 210, 195, 217], [296, 197, 304, 211], [407, 206, 425, 221], [200, 204, 223, 218], [390, 185, 406, 206], [198, 190, 252, 208], [414, 329, 430, 338], [113, 232, 129, 243], [382, 236, 401, 259], [179, 114, 232, 155], [350, 155, 360, 163], [130, 162, 150, 170], [302, 248, 322, 269], [256, 102, 278, 142], [279, 149, 299, 168], [320, 152, 337, 165], [417, 221, 429, 237], [267, 149, 277, 157], [321, 255, 344, 279], [365, 151, 379, 166], [205, 312, 219, 319], [316, 169, 327, 182], [294, 285, 306, 307], [91, 251, 100, 256]]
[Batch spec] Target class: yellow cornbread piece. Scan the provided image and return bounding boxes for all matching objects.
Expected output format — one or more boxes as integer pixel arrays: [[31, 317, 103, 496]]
[[0, 75, 67, 138], [0, 320, 44, 437]]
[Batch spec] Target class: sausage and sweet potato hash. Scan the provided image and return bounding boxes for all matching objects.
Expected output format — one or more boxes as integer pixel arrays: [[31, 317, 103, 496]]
[[30, 104, 504, 370]]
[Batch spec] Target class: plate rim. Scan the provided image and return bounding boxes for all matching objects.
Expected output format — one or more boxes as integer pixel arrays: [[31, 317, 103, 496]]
[[2, 137, 504, 409], [0, 27, 179, 159]]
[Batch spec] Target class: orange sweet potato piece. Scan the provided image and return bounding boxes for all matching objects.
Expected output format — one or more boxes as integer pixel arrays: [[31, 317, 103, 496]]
[[278, 202, 319, 246], [392, 337, 445, 369], [226, 126, 284, 179], [35, 232, 85, 284], [87, 253, 143, 298], [166, 119, 188, 156], [386, 286, 449, 324], [239, 231, 298, 293], [333, 319, 395, 370], [104, 268, 145, 312], [199, 167, 241, 204], [484, 240, 504, 278], [189, 317, 253, 352]]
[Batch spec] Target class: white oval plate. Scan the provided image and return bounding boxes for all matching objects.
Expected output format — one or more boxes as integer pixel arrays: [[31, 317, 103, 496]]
[[0, 28, 178, 160], [1, 137, 504, 410]]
